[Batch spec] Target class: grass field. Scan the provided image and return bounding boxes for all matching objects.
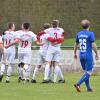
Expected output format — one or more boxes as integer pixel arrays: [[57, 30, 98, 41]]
[[0, 73, 100, 100]]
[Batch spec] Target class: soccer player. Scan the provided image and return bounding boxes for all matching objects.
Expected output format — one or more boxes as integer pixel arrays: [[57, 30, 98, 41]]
[[0, 23, 16, 83], [0, 34, 4, 81], [5, 22, 43, 83], [43, 20, 65, 83], [74, 19, 99, 92], [31, 23, 52, 83]]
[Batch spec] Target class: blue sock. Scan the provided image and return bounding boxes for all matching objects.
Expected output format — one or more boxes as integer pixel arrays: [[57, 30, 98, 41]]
[[77, 72, 90, 86], [85, 78, 91, 90]]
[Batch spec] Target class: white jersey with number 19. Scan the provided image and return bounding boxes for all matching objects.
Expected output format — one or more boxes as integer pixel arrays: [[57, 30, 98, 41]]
[[16, 30, 37, 53]]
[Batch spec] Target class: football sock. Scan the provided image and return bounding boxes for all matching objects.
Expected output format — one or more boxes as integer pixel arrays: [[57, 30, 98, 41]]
[[54, 66, 59, 82], [23, 65, 31, 80], [49, 67, 53, 81], [6, 76, 10, 81], [44, 64, 50, 80], [0, 64, 5, 75], [6, 66, 12, 81], [58, 66, 64, 80], [77, 72, 90, 86], [85, 78, 91, 90], [18, 67, 23, 79], [32, 67, 39, 80]]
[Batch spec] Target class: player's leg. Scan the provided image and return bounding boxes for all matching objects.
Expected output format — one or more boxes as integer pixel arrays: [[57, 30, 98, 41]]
[[31, 52, 44, 83], [84, 60, 93, 92], [0, 52, 7, 82], [23, 64, 31, 83], [74, 58, 86, 92], [6, 53, 15, 83], [0, 63, 6, 82], [48, 61, 53, 82], [17, 63, 24, 83], [53, 50, 65, 83], [42, 50, 54, 83], [17, 53, 24, 82], [22, 52, 32, 83], [31, 65, 41, 83]]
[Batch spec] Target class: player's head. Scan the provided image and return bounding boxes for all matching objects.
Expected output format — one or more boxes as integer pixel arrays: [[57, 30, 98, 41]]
[[81, 19, 90, 29], [43, 23, 50, 29], [52, 19, 59, 28], [22, 22, 30, 30], [7, 22, 15, 31]]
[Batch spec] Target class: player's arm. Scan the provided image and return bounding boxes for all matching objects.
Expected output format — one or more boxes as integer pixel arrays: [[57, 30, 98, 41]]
[[5, 38, 20, 48], [92, 42, 99, 60], [37, 31, 45, 41], [47, 36, 57, 42], [74, 42, 79, 59], [34, 40, 44, 46], [56, 32, 65, 44], [0, 42, 4, 54]]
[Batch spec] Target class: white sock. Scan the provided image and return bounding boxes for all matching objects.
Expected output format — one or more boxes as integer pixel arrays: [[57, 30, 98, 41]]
[[54, 66, 59, 82], [23, 64, 31, 80], [0, 64, 5, 75], [49, 67, 53, 81], [6, 76, 10, 81], [6, 66, 12, 81], [44, 64, 50, 80], [32, 67, 39, 80], [17, 67, 23, 79], [58, 67, 64, 80]]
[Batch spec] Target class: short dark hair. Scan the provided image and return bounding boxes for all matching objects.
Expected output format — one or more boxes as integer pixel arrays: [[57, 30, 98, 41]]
[[43, 23, 50, 29], [7, 22, 14, 29], [23, 23, 30, 29]]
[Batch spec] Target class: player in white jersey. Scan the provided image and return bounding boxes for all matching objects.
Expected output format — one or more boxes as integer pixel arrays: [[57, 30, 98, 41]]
[[0, 35, 4, 82], [43, 20, 65, 83], [0, 35, 3, 61], [0, 23, 16, 83], [5, 22, 43, 83], [31, 23, 54, 83]]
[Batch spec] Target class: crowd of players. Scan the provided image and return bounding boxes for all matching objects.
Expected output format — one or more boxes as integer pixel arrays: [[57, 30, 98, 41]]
[[0, 19, 99, 92], [0, 20, 65, 84]]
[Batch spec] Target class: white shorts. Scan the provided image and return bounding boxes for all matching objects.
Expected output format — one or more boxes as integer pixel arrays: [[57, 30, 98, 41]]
[[3, 49, 15, 64], [36, 50, 46, 65], [18, 52, 32, 64], [46, 46, 61, 62]]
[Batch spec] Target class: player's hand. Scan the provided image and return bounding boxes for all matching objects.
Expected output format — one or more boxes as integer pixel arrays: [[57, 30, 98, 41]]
[[95, 55, 99, 60], [5, 45, 9, 49], [74, 54, 77, 59], [39, 42, 44, 46]]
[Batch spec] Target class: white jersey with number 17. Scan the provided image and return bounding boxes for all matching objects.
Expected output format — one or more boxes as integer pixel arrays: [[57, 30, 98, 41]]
[[3, 31, 16, 52]]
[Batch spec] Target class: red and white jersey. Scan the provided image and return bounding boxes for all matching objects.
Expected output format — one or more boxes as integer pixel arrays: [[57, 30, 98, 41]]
[[16, 30, 37, 53], [3, 31, 16, 52], [39, 33, 50, 51], [44, 27, 64, 47]]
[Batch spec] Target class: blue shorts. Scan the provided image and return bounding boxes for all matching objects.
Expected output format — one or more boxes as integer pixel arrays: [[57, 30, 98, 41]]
[[80, 54, 93, 71]]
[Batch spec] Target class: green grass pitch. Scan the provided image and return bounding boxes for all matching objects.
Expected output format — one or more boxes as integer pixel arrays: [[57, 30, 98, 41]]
[[0, 73, 100, 100]]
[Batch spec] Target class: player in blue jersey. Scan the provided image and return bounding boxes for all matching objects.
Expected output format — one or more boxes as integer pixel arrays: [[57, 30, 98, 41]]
[[74, 19, 99, 92]]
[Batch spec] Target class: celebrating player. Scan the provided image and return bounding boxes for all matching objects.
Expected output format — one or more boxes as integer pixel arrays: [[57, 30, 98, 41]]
[[0, 23, 16, 83], [0, 33, 4, 82], [43, 20, 65, 83], [31, 23, 52, 83], [5, 22, 43, 83], [74, 19, 99, 92]]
